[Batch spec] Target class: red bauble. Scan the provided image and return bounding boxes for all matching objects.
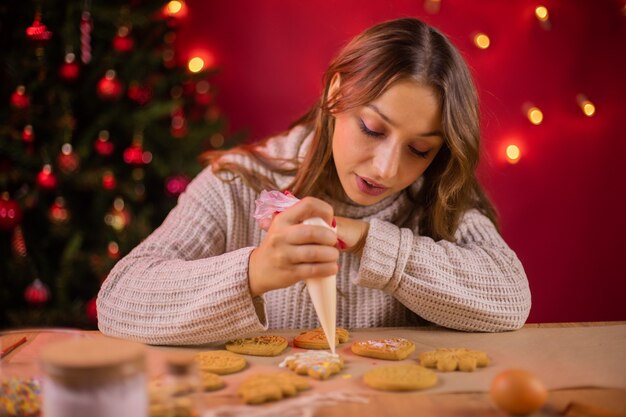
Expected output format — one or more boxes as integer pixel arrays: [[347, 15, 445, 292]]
[[26, 16, 53, 44], [57, 144, 80, 174], [94, 130, 114, 156], [22, 125, 35, 143], [59, 53, 80, 82], [0, 193, 23, 231], [37, 165, 58, 190], [86, 297, 98, 323], [49, 197, 70, 224], [24, 279, 50, 305], [123, 143, 152, 165], [165, 174, 190, 197], [97, 70, 124, 100], [127, 83, 152, 105], [102, 171, 117, 190], [10, 86, 30, 109], [112, 26, 134, 53]]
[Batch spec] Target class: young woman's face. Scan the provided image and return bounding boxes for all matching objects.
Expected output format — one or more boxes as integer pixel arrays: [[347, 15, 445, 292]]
[[332, 80, 444, 206]]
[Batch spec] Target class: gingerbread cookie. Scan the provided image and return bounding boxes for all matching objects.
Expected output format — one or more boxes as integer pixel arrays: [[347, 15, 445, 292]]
[[279, 350, 344, 380], [418, 348, 490, 372], [363, 364, 437, 391], [194, 350, 246, 375], [236, 372, 310, 404], [225, 335, 288, 356], [293, 327, 350, 349], [351, 337, 415, 360]]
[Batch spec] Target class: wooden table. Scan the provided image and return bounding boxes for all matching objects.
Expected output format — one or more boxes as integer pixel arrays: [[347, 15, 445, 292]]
[[2, 322, 625, 417]]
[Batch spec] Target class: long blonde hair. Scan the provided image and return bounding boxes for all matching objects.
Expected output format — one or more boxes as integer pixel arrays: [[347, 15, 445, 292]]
[[201, 18, 498, 241]]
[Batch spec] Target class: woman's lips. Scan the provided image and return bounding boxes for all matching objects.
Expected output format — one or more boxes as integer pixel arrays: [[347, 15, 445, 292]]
[[355, 175, 388, 196]]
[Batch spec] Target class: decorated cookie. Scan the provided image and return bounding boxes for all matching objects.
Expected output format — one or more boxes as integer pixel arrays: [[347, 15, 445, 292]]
[[418, 348, 490, 372], [237, 372, 310, 404], [194, 350, 247, 375], [279, 350, 344, 380], [293, 327, 350, 350], [363, 364, 437, 391], [351, 337, 416, 360], [225, 335, 288, 356]]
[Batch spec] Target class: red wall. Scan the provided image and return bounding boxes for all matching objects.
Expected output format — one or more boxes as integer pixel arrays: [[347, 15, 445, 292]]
[[176, 1, 626, 323]]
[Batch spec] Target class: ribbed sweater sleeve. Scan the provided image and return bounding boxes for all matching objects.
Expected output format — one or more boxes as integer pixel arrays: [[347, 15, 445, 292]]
[[97, 169, 268, 345], [355, 209, 531, 332]]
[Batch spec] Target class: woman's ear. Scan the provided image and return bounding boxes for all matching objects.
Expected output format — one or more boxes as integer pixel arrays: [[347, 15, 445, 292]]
[[327, 73, 341, 105]]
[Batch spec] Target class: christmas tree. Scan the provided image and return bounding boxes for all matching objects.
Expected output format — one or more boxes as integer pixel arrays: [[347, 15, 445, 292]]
[[0, 0, 235, 329]]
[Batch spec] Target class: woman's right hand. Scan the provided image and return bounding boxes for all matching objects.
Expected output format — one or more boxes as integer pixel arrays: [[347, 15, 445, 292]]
[[248, 197, 339, 297]]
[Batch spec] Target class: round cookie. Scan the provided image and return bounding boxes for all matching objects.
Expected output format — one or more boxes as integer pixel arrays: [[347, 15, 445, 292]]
[[351, 338, 415, 360], [225, 335, 288, 356], [194, 350, 246, 375], [363, 364, 437, 391]]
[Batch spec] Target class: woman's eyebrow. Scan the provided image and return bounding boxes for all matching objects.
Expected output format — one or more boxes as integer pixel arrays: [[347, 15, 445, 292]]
[[365, 104, 442, 137]]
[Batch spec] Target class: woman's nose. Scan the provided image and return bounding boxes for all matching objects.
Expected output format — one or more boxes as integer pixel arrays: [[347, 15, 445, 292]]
[[372, 143, 401, 181]]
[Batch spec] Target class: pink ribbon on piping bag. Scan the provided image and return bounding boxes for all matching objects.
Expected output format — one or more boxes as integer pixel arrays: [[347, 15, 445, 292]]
[[253, 190, 300, 226]]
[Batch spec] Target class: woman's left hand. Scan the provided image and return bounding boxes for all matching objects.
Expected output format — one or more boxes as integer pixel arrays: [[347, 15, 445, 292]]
[[335, 216, 369, 255]]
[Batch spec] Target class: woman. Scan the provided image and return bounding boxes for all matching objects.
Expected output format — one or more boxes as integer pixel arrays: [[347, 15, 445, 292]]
[[97, 18, 531, 345]]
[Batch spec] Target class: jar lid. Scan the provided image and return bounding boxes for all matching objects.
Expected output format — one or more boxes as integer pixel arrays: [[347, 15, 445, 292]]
[[40, 336, 146, 384]]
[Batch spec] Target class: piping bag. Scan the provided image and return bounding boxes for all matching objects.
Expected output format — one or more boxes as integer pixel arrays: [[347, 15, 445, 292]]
[[254, 190, 337, 353]]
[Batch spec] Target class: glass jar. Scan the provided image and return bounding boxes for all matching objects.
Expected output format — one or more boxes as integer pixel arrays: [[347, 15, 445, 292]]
[[39, 336, 147, 417]]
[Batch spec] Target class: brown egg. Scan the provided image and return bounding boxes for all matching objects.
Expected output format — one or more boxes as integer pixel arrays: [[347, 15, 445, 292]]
[[490, 369, 548, 415]]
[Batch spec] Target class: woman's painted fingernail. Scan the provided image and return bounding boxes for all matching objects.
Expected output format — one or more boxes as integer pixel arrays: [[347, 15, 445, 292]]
[[337, 239, 347, 250], [283, 190, 293, 196], [331, 217, 337, 228]]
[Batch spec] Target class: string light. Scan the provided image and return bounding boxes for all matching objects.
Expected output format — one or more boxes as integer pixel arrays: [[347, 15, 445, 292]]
[[523, 102, 544, 125], [505, 144, 521, 164], [535, 5, 552, 30], [535, 6, 549, 21], [576, 94, 596, 117], [188, 56, 205, 73], [473, 33, 491, 49]]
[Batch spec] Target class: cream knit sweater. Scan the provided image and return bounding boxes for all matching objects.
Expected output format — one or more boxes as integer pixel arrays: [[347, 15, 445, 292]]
[[97, 127, 531, 345]]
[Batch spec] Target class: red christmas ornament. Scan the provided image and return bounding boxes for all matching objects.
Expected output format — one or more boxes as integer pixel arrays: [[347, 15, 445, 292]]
[[165, 174, 190, 197], [86, 297, 98, 323], [0, 192, 23, 231], [97, 70, 124, 100], [102, 171, 117, 190], [57, 143, 80, 174], [22, 125, 35, 143], [37, 164, 58, 190], [170, 107, 187, 138], [59, 52, 80, 82], [24, 279, 50, 305], [123, 143, 152, 165], [194, 80, 212, 106], [112, 26, 134, 53], [26, 15, 53, 44], [49, 197, 70, 224], [10, 86, 30, 109], [107, 241, 120, 260], [127, 83, 152, 105], [94, 130, 114, 156]]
